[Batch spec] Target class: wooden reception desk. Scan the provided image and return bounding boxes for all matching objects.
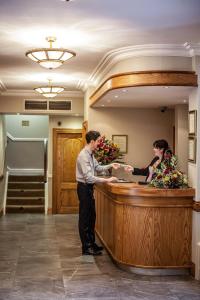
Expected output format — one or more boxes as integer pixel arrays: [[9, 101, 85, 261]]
[[94, 182, 195, 275]]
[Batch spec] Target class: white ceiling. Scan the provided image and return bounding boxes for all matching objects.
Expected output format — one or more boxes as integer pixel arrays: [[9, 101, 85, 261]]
[[93, 86, 194, 108], [0, 0, 200, 106]]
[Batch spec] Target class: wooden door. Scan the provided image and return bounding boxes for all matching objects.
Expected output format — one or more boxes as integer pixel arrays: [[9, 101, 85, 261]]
[[53, 129, 83, 214]]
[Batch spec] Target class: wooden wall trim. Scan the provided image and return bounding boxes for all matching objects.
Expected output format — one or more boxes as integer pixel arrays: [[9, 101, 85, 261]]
[[47, 208, 52, 215], [82, 120, 88, 146], [96, 182, 195, 198], [190, 262, 195, 277], [89, 70, 198, 107], [0, 208, 3, 217], [193, 201, 200, 212]]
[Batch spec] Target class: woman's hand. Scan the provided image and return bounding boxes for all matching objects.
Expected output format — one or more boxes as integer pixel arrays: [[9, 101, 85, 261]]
[[124, 165, 133, 172], [111, 163, 120, 169]]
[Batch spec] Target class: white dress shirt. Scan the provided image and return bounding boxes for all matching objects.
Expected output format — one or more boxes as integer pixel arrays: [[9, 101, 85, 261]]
[[76, 146, 111, 184]]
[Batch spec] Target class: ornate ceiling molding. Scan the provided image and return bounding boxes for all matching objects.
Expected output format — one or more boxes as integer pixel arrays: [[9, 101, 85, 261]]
[[1, 89, 84, 98], [0, 80, 7, 94], [89, 43, 200, 87]]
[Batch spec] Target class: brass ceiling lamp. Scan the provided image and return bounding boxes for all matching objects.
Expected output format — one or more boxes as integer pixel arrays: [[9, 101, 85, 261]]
[[26, 37, 76, 69], [34, 79, 64, 98]]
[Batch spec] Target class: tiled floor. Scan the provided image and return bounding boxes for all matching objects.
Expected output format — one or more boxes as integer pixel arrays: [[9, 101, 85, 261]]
[[0, 214, 200, 300]]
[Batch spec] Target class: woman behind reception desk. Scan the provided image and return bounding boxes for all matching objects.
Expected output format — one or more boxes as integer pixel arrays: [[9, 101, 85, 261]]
[[94, 140, 193, 275], [125, 139, 171, 182]]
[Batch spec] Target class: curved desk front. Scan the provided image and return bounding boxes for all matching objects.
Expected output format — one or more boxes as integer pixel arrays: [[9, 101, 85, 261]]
[[94, 182, 195, 275]]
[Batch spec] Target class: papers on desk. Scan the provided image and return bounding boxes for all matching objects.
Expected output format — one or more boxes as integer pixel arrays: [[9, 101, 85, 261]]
[[114, 178, 134, 183]]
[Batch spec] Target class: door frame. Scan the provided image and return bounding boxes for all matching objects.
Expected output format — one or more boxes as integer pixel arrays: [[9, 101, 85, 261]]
[[52, 128, 83, 214]]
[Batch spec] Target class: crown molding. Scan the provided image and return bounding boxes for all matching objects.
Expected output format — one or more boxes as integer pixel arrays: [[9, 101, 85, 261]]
[[0, 80, 7, 94], [184, 42, 200, 56], [77, 79, 96, 92], [89, 43, 200, 87], [1, 89, 84, 98]]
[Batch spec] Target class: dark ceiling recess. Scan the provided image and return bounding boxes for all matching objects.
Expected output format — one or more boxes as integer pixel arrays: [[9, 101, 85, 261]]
[[49, 101, 71, 110], [25, 100, 47, 110], [25, 100, 72, 111]]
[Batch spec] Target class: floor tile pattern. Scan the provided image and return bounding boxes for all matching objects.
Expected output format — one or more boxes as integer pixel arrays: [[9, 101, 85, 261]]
[[0, 214, 200, 299]]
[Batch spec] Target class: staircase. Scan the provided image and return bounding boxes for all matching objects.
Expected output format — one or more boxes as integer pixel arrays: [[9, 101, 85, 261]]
[[6, 175, 45, 213]]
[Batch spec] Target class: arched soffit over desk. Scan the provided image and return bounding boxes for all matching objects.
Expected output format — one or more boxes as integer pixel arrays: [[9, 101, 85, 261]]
[[89, 71, 198, 107]]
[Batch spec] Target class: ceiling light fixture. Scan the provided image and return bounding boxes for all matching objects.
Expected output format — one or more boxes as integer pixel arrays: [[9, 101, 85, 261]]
[[26, 37, 76, 69], [34, 79, 64, 98]]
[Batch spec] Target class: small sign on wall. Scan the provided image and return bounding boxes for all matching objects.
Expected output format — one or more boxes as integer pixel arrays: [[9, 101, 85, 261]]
[[22, 120, 30, 127]]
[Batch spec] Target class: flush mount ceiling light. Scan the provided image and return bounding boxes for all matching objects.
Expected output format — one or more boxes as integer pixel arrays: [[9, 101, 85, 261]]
[[26, 37, 76, 69], [34, 79, 64, 98]]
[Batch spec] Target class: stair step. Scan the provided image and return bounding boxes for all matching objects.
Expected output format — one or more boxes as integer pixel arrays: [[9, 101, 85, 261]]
[[7, 198, 44, 205], [6, 205, 45, 213], [9, 175, 44, 182], [8, 182, 45, 189], [7, 190, 45, 197]]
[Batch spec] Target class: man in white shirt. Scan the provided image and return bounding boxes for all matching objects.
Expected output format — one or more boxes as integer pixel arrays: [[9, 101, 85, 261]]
[[76, 130, 120, 255]]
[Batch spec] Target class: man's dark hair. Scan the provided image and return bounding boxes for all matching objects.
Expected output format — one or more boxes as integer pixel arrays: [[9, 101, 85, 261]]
[[153, 139, 169, 151], [86, 130, 101, 144]]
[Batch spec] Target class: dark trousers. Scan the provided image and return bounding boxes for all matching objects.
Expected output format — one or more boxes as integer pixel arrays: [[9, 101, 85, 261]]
[[77, 182, 96, 251]]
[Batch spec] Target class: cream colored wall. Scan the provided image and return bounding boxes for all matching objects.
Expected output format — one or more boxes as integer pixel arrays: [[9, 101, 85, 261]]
[[0, 95, 84, 115], [47, 115, 83, 209], [5, 115, 48, 138], [88, 107, 174, 181], [175, 104, 189, 174]]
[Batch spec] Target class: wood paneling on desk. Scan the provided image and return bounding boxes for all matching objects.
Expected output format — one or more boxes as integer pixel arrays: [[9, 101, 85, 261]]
[[95, 183, 195, 273]]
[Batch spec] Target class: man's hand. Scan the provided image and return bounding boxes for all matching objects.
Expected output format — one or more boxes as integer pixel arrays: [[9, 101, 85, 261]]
[[111, 163, 120, 169], [106, 176, 118, 182], [124, 165, 133, 172]]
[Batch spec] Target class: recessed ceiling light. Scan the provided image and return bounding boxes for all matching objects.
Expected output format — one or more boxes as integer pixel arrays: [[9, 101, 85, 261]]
[[183, 99, 187, 103], [122, 89, 127, 93], [101, 104, 105, 107], [114, 95, 118, 98], [164, 86, 169, 89]]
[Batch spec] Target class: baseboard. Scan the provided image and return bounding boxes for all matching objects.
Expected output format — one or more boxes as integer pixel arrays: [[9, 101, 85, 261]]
[[190, 262, 195, 277], [193, 201, 200, 212], [47, 208, 52, 214]]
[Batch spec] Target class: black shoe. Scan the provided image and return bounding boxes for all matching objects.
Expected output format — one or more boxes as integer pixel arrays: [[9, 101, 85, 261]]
[[82, 249, 102, 256], [92, 243, 104, 251]]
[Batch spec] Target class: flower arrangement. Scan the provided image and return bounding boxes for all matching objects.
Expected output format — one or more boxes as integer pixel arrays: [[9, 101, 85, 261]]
[[149, 150, 188, 189], [94, 136, 122, 164]]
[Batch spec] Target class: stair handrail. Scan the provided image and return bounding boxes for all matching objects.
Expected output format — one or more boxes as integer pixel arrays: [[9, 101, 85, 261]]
[[44, 138, 48, 183]]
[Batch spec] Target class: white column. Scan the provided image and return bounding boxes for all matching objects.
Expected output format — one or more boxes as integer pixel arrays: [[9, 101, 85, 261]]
[[189, 56, 200, 279], [175, 104, 189, 174]]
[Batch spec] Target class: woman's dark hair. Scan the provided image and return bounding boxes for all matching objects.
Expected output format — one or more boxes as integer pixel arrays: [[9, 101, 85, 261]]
[[86, 130, 100, 144], [153, 139, 169, 150], [153, 139, 171, 160]]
